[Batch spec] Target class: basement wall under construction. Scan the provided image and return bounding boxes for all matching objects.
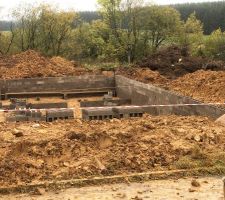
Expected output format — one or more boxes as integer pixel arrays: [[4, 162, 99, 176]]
[[0, 75, 115, 99], [0, 75, 224, 119], [115, 75, 225, 119]]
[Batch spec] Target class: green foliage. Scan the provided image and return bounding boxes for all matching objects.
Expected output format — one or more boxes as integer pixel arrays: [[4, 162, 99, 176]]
[[179, 12, 204, 56], [174, 1, 225, 34], [7, 4, 77, 56], [0, 1, 225, 63], [139, 6, 182, 52], [203, 29, 225, 61]]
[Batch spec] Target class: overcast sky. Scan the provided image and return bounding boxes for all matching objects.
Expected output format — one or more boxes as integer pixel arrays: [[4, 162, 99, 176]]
[[0, 0, 221, 19]]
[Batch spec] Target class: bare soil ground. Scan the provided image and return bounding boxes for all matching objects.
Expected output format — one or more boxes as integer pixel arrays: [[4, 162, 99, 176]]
[[0, 112, 224, 188], [0, 177, 224, 200]]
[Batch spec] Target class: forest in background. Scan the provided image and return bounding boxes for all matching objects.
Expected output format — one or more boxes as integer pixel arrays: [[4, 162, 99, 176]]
[[1, 1, 225, 33], [0, 0, 225, 63]]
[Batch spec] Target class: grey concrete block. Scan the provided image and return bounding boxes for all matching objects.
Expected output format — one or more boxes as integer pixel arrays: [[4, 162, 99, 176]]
[[46, 109, 74, 122], [112, 106, 144, 118], [82, 108, 115, 120]]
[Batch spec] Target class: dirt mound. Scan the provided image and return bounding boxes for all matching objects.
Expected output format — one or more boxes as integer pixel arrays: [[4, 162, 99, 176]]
[[50, 56, 79, 68], [0, 50, 99, 79], [169, 70, 225, 104], [0, 115, 224, 187], [117, 67, 169, 87], [137, 46, 225, 79]]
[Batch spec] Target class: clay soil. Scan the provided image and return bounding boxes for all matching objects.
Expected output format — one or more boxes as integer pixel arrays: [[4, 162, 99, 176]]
[[117, 67, 225, 105], [116, 46, 225, 104], [0, 115, 224, 188], [169, 70, 225, 104], [0, 51, 100, 79], [116, 67, 169, 88]]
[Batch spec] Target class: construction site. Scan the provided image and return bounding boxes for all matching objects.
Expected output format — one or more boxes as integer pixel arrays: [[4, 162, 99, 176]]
[[0, 49, 225, 199]]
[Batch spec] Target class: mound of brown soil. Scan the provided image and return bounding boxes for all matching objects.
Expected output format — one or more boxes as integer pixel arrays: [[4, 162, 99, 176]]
[[169, 70, 225, 104], [0, 115, 224, 187], [117, 67, 169, 87], [0, 50, 99, 79], [137, 46, 225, 79]]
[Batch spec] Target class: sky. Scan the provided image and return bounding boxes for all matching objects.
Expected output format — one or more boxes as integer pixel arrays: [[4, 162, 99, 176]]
[[0, 0, 221, 19]]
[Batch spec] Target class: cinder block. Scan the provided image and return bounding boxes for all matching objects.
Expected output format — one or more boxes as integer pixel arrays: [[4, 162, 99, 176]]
[[112, 106, 144, 118], [46, 109, 74, 122], [82, 108, 115, 120]]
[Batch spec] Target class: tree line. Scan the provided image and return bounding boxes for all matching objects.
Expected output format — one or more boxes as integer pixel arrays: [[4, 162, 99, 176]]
[[0, 0, 225, 62], [173, 1, 225, 34], [2, 1, 225, 34]]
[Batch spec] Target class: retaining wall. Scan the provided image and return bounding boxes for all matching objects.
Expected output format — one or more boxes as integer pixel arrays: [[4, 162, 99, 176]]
[[0, 75, 115, 93], [115, 75, 225, 119]]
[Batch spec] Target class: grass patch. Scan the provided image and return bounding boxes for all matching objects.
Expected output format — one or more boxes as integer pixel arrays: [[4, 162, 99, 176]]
[[173, 145, 225, 174]]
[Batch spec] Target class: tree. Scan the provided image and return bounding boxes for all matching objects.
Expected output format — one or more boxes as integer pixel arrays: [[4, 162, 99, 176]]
[[203, 29, 225, 60], [139, 6, 182, 53], [0, 7, 15, 54], [11, 4, 78, 56], [97, 0, 145, 62], [12, 5, 41, 51], [179, 12, 204, 55], [38, 5, 77, 56]]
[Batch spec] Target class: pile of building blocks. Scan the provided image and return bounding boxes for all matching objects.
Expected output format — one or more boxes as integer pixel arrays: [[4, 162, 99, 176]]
[[82, 106, 144, 121], [6, 110, 44, 122], [4, 98, 74, 122]]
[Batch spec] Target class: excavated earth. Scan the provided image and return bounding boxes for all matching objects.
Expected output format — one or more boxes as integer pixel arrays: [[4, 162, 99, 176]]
[[0, 115, 225, 188], [0, 51, 100, 79], [118, 46, 225, 105], [137, 46, 225, 79], [117, 67, 225, 105], [0, 49, 224, 105], [169, 70, 225, 104]]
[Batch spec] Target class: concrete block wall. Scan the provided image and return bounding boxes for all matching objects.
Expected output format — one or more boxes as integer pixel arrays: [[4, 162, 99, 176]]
[[0, 75, 115, 93], [80, 99, 131, 107], [29, 102, 68, 109], [115, 75, 225, 119]]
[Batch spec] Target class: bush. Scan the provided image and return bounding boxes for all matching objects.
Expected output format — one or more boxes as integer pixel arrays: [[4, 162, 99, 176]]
[[203, 29, 225, 60]]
